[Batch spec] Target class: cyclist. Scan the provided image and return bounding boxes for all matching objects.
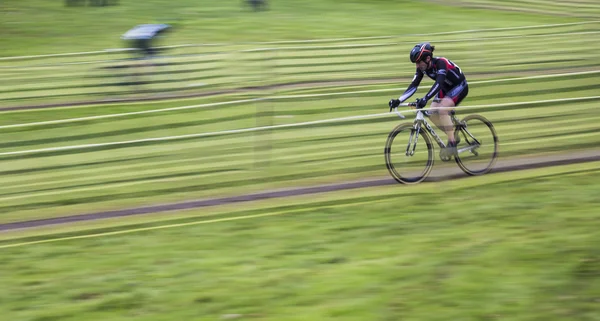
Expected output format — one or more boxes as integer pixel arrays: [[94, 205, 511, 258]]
[[389, 42, 469, 155]]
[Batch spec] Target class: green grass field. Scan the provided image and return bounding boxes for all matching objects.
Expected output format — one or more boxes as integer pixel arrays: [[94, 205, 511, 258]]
[[2, 0, 598, 107], [1, 163, 599, 320], [1, 0, 599, 320], [0, 71, 598, 225], [3, 19, 600, 107], [1, 0, 587, 57]]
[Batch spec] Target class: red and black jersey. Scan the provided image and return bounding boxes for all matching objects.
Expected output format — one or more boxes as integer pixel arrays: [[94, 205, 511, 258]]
[[398, 57, 467, 103]]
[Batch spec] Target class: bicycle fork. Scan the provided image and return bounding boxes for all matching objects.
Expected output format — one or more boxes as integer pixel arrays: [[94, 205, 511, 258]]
[[405, 124, 421, 156]]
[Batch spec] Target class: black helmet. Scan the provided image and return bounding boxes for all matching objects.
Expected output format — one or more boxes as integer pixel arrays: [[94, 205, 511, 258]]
[[410, 42, 435, 63]]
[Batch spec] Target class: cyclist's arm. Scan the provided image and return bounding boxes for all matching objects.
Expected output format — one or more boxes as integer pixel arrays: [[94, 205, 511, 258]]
[[398, 70, 423, 102], [423, 60, 447, 101]]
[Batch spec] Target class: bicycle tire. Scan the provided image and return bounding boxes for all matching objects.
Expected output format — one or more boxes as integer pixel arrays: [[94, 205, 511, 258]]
[[385, 123, 434, 184], [454, 114, 499, 176]]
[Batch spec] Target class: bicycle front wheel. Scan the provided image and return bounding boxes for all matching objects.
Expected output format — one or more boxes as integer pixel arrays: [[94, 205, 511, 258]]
[[385, 123, 434, 184], [454, 114, 499, 175]]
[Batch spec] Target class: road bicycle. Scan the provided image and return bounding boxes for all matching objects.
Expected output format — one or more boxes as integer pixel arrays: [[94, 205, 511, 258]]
[[385, 101, 499, 184]]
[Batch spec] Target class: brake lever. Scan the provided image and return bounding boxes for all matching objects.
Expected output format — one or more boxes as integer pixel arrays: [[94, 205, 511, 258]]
[[394, 107, 405, 119]]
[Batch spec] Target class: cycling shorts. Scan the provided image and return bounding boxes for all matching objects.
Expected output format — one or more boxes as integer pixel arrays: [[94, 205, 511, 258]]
[[437, 80, 469, 106]]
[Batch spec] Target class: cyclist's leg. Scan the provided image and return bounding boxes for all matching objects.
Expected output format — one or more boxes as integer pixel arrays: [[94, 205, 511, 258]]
[[430, 83, 469, 145], [430, 97, 457, 143]]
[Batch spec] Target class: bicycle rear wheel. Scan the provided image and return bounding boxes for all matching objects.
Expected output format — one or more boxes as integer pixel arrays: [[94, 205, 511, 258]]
[[454, 114, 499, 175], [385, 123, 434, 184]]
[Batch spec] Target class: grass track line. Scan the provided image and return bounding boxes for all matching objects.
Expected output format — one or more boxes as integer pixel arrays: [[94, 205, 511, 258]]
[[0, 150, 598, 233], [1, 128, 596, 201], [269, 70, 600, 99], [405, 20, 600, 36], [0, 98, 262, 129], [0, 198, 385, 249], [3, 30, 598, 76], [2, 66, 598, 112], [501, 131, 599, 146], [1, 70, 599, 129], [4, 29, 597, 72], [0, 113, 382, 156], [255, 30, 600, 52], [1, 95, 599, 157], [1, 21, 597, 61]]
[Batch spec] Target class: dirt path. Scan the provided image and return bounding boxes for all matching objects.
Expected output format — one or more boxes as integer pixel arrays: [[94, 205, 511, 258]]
[[1, 150, 598, 232]]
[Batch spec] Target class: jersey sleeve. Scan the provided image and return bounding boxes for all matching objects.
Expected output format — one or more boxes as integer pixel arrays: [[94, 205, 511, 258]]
[[398, 69, 423, 102], [423, 60, 447, 101]]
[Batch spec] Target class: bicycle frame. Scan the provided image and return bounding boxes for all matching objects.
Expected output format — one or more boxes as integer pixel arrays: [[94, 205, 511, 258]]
[[394, 105, 447, 153], [393, 104, 480, 156]]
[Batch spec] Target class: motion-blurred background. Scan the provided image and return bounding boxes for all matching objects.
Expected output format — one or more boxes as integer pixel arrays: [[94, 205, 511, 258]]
[[1, 1, 599, 320]]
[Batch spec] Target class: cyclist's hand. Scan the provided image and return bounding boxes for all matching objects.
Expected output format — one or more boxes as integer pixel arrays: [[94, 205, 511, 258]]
[[389, 99, 400, 111], [415, 98, 428, 109]]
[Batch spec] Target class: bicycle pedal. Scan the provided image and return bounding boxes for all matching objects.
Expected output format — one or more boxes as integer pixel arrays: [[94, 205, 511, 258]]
[[439, 151, 452, 162]]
